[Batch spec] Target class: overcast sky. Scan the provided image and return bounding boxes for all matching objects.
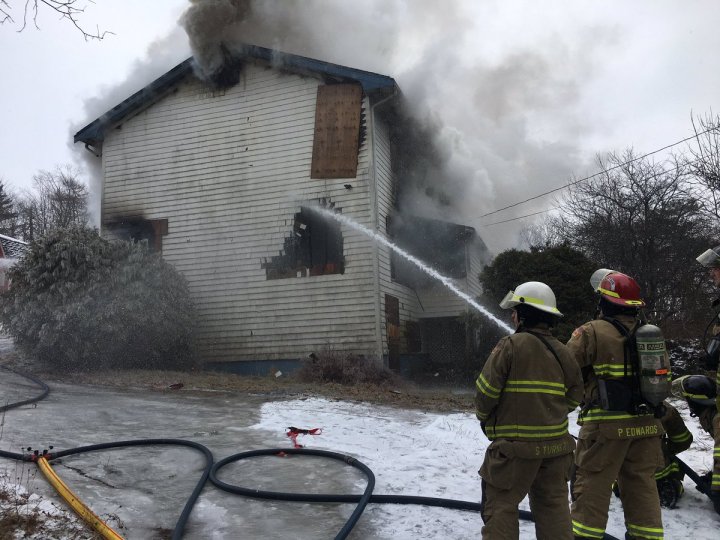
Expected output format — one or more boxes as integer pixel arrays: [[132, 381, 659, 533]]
[[1, 0, 719, 250]]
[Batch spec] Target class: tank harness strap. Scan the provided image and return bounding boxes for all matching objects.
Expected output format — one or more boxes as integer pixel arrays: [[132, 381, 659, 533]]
[[523, 330, 564, 371]]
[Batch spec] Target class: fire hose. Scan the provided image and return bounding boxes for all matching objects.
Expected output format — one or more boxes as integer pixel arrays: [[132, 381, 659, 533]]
[[0, 366, 690, 540]]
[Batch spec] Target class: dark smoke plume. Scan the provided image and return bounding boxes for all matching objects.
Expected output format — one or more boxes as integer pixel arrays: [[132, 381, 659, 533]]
[[78, 1, 616, 251]]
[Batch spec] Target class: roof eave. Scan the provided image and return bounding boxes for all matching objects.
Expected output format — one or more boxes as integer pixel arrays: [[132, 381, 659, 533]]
[[74, 58, 195, 146], [73, 44, 398, 147]]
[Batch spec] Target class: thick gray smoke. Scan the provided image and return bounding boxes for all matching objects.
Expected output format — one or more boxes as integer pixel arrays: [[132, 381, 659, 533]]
[[178, 0, 606, 251], [77, 0, 616, 251], [180, 0, 251, 81], [71, 27, 191, 227]]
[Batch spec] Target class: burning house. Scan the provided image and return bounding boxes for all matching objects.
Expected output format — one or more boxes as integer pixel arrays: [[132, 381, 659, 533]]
[[0, 234, 28, 292], [74, 45, 491, 373]]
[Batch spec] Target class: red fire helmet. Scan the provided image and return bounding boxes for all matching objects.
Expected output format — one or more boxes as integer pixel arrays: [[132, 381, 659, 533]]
[[597, 271, 645, 307]]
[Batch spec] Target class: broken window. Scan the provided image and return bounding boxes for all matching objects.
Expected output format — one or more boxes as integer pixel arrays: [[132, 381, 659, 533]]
[[263, 206, 344, 280], [104, 218, 168, 252], [310, 84, 364, 179]]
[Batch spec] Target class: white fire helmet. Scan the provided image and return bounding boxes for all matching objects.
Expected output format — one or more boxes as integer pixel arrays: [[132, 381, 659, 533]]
[[499, 281, 563, 317], [696, 245, 720, 268]]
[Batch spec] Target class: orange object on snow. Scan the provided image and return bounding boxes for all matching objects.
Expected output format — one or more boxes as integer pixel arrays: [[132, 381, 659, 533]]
[[286, 426, 322, 448]]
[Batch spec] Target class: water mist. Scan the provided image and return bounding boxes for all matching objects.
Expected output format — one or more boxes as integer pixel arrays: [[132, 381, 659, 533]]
[[310, 206, 514, 334]]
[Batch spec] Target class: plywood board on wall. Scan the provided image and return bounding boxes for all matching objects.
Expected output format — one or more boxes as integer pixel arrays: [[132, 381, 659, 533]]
[[311, 84, 362, 179]]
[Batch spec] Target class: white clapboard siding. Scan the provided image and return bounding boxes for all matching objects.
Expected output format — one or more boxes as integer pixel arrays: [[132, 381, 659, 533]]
[[373, 118, 422, 354], [101, 61, 380, 362], [466, 236, 490, 301]]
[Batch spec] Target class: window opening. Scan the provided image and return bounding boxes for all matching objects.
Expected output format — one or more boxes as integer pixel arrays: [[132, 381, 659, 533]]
[[105, 218, 168, 252], [263, 203, 344, 280]]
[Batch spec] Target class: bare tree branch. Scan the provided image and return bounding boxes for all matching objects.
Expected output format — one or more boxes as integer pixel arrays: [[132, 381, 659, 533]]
[[551, 150, 713, 330], [0, 0, 12, 24], [1, 0, 112, 40]]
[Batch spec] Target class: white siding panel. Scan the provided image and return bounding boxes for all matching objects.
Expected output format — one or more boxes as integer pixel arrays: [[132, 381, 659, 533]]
[[101, 63, 378, 362]]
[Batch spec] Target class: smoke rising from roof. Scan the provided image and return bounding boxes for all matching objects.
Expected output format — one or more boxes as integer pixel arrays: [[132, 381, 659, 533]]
[[71, 27, 191, 227], [77, 0, 623, 251], [177, 0, 609, 251]]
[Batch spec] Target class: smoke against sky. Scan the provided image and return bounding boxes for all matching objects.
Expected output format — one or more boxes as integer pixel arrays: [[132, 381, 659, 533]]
[[2, 1, 720, 251]]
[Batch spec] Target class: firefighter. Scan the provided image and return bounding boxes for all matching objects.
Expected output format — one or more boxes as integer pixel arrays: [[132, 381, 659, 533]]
[[475, 281, 584, 540], [695, 245, 720, 510], [567, 271, 665, 540], [671, 374, 720, 514]]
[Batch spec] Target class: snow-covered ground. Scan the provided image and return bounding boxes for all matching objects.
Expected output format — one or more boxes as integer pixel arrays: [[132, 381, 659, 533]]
[[249, 397, 720, 539], [1, 385, 718, 538]]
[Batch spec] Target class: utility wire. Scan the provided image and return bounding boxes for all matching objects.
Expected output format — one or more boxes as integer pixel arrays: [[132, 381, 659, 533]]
[[482, 208, 556, 227], [480, 126, 718, 218], [481, 157, 703, 227]]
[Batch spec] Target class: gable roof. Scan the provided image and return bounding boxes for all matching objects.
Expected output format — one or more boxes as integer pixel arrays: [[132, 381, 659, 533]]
[[0, 234, 28, 259], [74, 44, 398, 148]]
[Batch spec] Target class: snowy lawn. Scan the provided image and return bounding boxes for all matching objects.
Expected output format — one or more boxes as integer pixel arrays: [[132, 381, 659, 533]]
[[248, 396, 720, 539], [1, 391, 718, 538]]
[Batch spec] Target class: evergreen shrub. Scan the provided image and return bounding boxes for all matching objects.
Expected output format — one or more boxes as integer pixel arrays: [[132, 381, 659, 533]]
[[0, 227, 197, 371]]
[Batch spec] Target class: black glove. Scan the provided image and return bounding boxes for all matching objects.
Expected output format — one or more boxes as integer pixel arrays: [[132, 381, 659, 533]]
[[480, 421, 487, 435]]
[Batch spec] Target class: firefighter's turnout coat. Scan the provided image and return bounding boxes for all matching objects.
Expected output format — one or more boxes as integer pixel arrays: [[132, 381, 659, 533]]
[[567, 314, 665, 540], [475, 325, 583, 540]]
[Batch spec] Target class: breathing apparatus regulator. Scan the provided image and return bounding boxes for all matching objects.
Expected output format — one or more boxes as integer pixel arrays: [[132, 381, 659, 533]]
[[590, 269, 671, 416], [696, 245, 720, 370]]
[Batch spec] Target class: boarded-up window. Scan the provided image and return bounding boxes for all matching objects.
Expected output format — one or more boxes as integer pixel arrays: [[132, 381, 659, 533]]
[[311, 84, 363, 179]]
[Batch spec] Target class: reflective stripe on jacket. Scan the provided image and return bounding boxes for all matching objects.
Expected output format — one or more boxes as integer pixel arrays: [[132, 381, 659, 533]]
[[475, 325, 584, 442]]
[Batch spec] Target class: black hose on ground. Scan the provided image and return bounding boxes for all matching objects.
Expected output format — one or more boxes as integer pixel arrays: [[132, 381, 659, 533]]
[[0, 435, 213, 539], [0, 370, 624, 540], [676, 456, 714, 498], [210, 447, 620, 540], [0, 363, 49, 413], [51, 439, 214, 540]]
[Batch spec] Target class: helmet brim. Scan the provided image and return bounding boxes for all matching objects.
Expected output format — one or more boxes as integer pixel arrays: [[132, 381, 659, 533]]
[[696, 247, 720, 268], [499, 290, 563, 316], [598, 293, 645, 308]]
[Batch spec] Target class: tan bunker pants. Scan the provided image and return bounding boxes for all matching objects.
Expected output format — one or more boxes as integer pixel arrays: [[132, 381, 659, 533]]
[[480, 441, 574, 540], [571, 425, 664, 539]]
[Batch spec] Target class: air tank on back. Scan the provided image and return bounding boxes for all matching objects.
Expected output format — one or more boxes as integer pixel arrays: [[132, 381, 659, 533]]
[[635, 324, 671, 406]]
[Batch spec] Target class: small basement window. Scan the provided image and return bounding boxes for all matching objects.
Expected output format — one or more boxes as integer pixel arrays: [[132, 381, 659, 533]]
[[263, 206, 344, 280]]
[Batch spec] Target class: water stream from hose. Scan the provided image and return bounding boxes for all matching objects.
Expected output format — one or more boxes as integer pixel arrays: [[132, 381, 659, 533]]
[[311, 207, 513, 334]]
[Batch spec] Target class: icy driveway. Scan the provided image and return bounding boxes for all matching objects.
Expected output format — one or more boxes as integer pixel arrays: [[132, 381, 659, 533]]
[[2, 369, 719, 539], [0, 375, 486, 539]]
